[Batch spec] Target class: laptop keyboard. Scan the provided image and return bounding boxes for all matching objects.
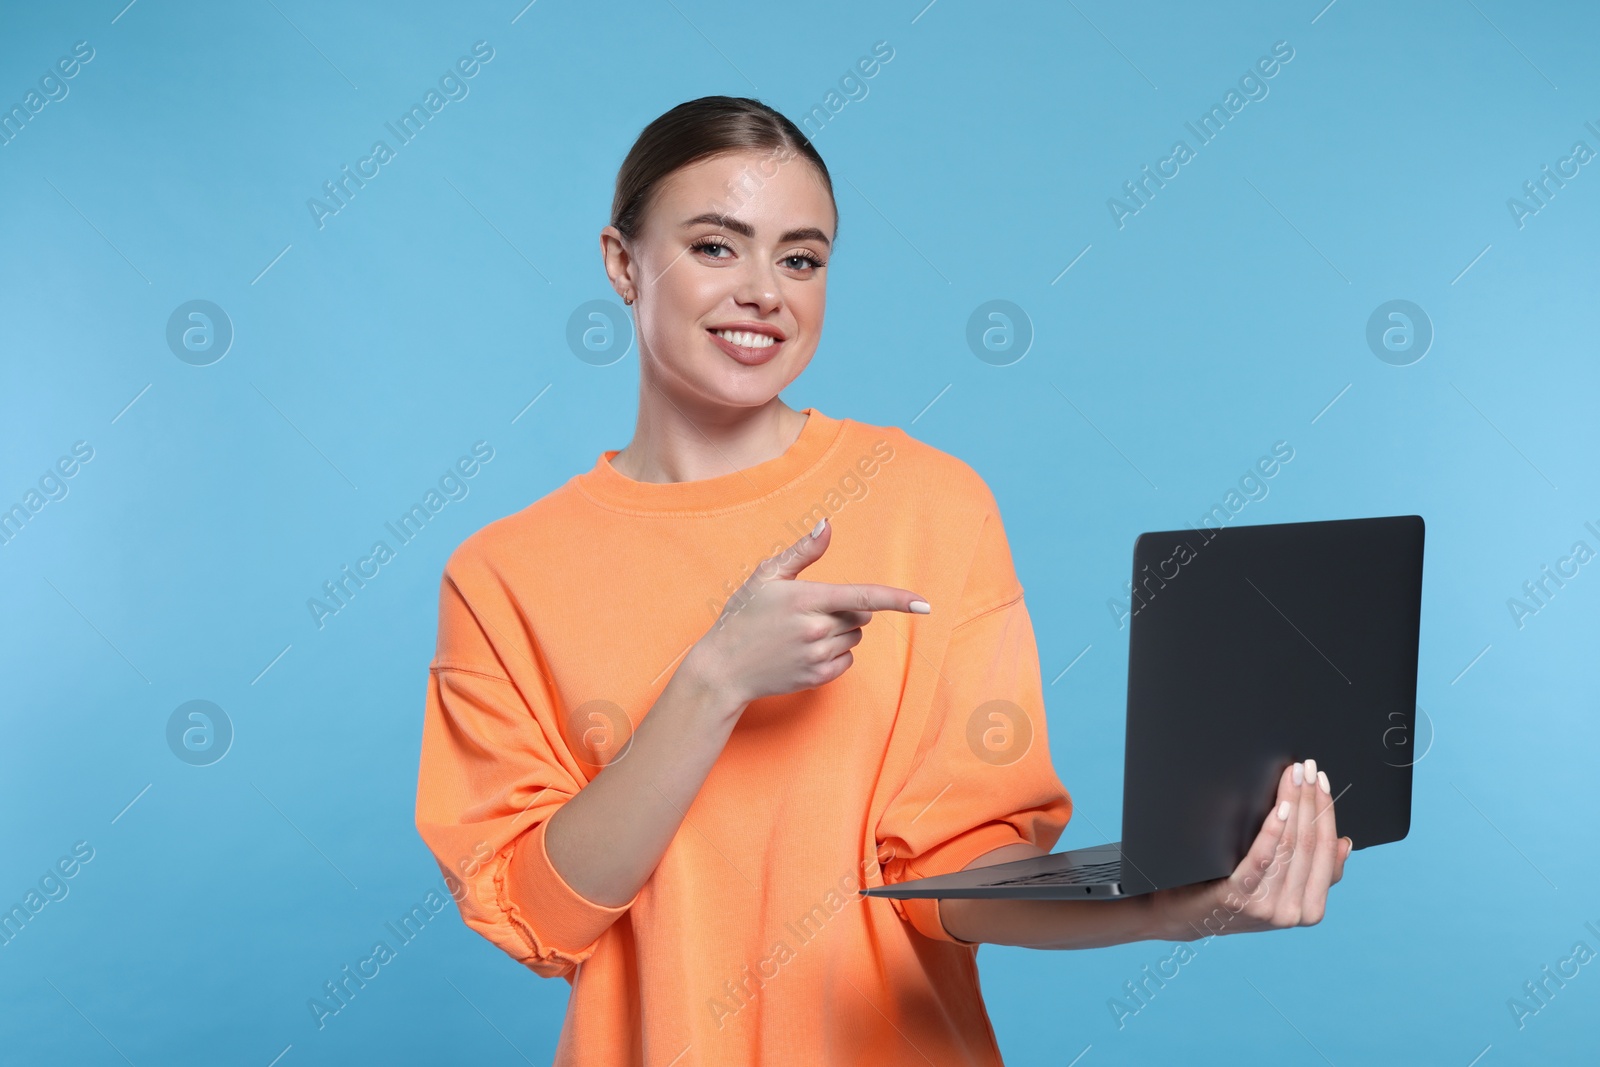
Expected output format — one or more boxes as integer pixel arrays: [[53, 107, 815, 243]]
[[983, 860, 1122, 887]]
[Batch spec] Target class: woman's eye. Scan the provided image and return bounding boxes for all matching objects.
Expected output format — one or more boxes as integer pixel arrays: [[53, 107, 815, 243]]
[[692, 240, 823, 271]]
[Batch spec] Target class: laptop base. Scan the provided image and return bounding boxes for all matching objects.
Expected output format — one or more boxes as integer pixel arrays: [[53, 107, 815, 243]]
[[859, 843, 1133, 901]]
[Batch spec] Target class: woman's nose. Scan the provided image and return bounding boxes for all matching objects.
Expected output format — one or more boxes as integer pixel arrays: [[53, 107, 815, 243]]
[[734, 265, 781, 311]]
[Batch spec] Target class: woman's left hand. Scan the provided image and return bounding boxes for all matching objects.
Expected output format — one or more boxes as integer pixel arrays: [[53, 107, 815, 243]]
[[1154, 758, 1353, 939]]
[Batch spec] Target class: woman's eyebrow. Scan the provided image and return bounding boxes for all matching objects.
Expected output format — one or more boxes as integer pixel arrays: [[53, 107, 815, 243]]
[[679, 212, 832, 248]]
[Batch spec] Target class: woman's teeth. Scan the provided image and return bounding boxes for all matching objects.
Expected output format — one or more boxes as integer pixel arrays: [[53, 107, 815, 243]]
[[712, 329, 776, 349]]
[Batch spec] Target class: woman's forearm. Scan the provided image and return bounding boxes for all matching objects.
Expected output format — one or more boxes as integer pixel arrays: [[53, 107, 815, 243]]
[[938, 844, 1206, 950], [517, 646, 745, 908]]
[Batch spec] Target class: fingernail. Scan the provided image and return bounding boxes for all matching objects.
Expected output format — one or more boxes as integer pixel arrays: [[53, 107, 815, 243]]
[[1292, 761, 1304, 786], [1318, 770, 1330, 794], [1277, 800, 1291, 821], [909, 600, 931, 614], [811, 518, 826, 539], [1304, 757, 1317, 782]]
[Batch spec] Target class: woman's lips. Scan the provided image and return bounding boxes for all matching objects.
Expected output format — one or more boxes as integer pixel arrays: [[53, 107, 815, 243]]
[[707, 329, 782, 366]]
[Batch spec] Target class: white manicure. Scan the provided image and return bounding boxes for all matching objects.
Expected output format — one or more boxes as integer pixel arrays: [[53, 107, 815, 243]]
[[1277, 800, 1291, 820], [1318, 770, 1330, 794], [1292, 761, 1304, 786]]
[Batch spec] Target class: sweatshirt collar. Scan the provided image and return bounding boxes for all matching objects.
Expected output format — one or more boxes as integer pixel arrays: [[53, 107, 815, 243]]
[[574, 407, 847, 515]]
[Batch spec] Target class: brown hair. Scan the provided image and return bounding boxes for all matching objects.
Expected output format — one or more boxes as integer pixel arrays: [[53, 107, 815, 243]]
[[610, 96, 837, 245]]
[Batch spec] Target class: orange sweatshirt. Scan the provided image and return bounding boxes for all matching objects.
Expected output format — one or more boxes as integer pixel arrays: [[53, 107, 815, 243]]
[[414, 406, 1073, 1065]]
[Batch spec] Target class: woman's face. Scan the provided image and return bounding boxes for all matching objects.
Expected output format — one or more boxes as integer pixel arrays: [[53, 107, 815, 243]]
[[603, 148, 836, 412]]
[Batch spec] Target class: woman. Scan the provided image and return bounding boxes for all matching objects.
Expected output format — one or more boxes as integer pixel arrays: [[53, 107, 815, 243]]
[[414, 95, 1352, 1065]]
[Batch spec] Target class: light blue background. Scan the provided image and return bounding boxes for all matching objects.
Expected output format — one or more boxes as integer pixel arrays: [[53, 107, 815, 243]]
[[3, 1, 1597, 1063]]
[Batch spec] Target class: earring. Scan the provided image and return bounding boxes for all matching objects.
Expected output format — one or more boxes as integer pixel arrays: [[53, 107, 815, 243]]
[[623, 292, 634, 306]]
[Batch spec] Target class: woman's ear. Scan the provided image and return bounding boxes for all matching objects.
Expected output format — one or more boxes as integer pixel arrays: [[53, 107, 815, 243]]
[[599, 224, 635, 305]]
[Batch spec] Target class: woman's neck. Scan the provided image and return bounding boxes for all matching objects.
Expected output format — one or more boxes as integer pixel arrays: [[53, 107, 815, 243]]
[[611, 401, 809, 484]]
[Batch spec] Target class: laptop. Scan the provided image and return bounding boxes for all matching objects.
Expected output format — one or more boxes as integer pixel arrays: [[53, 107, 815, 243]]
[[860, 514, 1425, 902]]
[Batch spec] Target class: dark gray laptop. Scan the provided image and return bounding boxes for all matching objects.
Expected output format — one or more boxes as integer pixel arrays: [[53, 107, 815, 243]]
[[859, 514, 1425, 902]]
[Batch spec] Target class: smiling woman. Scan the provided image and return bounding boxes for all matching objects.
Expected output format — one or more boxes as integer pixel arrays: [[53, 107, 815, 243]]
[[412, 95, 1346, 1067]]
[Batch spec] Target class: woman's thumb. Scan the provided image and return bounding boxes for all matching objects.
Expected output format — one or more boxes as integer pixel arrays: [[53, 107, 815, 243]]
[[761, 516, 830, 581]]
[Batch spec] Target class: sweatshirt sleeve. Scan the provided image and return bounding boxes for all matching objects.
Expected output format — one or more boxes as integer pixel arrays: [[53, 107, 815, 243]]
[[414, 559, 637, 980], [874, 503, 1074, 945]]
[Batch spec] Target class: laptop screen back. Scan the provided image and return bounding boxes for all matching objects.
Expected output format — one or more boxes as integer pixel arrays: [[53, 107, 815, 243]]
[[1116, 515, 1425, 897]]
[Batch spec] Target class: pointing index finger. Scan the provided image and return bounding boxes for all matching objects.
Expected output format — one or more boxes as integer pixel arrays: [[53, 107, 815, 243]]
[[804, 580, 931, 615]]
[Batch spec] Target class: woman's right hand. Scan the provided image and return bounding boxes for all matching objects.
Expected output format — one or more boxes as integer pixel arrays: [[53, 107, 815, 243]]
[[688, 517, 931, 711]]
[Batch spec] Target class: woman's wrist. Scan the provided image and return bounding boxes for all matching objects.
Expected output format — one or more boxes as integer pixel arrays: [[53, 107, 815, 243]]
[[1147, 878, 1227, 943], [677, 642, 750, 729]]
